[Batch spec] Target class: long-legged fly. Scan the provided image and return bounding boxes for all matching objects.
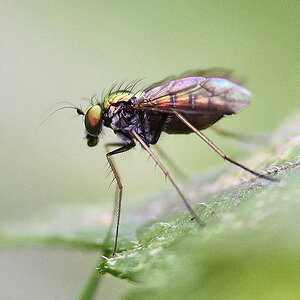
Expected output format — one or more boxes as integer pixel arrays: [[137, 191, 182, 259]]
[[61, 69, 278, 255]]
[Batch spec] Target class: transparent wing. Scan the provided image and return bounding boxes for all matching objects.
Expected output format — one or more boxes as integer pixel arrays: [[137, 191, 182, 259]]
[[136, 76, 252, 116]]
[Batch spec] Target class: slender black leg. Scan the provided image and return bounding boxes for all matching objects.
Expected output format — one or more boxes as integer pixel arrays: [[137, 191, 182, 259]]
[[104, 142, 135, 256], [174, 111, 279, 182], [131, 130, 205, 226], [103, 143, 127, 249]]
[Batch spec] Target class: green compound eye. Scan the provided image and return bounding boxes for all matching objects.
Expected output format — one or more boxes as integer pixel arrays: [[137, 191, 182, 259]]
[[84, 105, 103, 136]]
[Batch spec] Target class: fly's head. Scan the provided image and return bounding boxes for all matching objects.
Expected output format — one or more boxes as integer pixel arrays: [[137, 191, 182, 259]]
[[82, 89, 145, 147], [82, 102, 104, 147]]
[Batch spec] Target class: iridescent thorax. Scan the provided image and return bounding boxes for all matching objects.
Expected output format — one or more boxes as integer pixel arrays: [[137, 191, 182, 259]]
[[103, 91, 145, 110]]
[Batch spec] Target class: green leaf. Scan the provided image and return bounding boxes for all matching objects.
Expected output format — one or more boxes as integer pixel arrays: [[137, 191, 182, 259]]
[[121, 167, 300, 299]]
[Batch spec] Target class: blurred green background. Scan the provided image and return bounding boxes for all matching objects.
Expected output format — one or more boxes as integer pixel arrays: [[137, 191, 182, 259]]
[[0, 1, 299, 299]]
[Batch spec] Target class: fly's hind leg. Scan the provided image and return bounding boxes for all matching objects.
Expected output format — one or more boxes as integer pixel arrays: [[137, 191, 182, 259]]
[[174, 111, 278, 182], [104, 142, 135, 256]]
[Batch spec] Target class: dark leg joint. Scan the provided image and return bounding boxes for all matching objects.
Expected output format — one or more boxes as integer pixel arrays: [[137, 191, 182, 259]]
[[190, 214, 206, 226]]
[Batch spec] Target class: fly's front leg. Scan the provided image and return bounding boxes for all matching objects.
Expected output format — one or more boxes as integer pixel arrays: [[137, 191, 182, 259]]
[[103, 143, 126, 248], [104, 142, 135, 256]]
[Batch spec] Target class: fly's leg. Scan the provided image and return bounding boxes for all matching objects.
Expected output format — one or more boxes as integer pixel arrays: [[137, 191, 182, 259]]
[[105, 142, 135, 256], [131, 130, 205, 226], [103, 143, 125, 249], [174, 111, 279, 182]]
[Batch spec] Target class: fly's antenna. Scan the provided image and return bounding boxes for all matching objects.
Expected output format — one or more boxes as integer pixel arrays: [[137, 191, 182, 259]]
[[39, 105, 84, 129]]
